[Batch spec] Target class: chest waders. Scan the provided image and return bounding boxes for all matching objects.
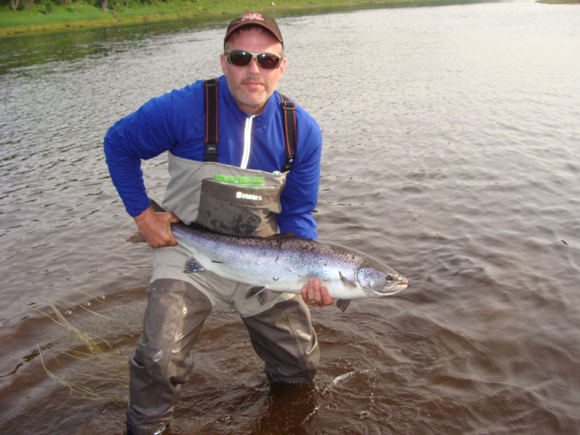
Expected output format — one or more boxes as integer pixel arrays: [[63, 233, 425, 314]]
[[127, 79, 320, 435], [162, 78, 298, 238]]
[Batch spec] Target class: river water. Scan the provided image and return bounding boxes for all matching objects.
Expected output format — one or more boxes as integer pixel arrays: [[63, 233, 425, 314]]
[[1, 1, 580, 434]]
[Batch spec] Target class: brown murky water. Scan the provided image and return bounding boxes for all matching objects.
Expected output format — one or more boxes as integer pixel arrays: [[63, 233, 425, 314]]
[[2, 2, 580, 434]]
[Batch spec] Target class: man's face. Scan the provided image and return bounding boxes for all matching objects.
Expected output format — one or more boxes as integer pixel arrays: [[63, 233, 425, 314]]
[[221, 27, 286, 115]]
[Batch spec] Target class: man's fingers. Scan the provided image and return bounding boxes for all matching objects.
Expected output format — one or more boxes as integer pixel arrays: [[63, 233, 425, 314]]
[[321, 287, 334, 305], [164, 213, 179, 246], [301, 279, 333, 307], [307, 278, 317, 302]]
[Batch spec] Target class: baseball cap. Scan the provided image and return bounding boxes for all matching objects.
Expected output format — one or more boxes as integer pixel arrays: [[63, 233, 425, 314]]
[[224, 12, 283, 46]]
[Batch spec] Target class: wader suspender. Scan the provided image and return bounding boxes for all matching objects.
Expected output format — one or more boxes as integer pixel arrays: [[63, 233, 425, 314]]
[[203, 79, 297, 172], [203, 78, 219, 162], [280, 94, 297, 173]]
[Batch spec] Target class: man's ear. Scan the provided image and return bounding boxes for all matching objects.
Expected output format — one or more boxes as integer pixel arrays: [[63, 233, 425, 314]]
[[220, 53, 228, 75]]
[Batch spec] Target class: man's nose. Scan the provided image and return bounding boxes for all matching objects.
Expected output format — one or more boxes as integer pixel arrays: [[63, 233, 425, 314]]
[[248, 58, 261, 72]]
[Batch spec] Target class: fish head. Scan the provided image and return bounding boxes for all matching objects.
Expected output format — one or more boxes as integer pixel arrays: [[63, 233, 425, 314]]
[[357, 265, 408, 296]]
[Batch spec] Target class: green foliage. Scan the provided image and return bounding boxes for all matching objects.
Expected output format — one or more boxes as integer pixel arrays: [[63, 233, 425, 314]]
[[0, 0, 480, 37], [41, 0, 55, 14]]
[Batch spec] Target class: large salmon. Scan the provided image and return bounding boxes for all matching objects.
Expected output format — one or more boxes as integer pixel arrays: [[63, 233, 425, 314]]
[[170, 222, 408, 312]]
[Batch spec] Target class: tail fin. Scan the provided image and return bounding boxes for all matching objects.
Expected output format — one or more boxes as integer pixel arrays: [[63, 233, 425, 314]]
[[149, 198, 165, 213], [126, 198, 164, 244]]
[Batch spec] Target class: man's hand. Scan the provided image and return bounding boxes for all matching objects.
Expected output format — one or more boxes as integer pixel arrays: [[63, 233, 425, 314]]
[[134, 206, 180, 248], [301, 278, 334, 308]]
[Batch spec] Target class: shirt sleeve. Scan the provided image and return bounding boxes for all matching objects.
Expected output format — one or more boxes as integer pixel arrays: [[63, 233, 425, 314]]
[[103, 91, 181, 217], [277, 108, 322, 239]]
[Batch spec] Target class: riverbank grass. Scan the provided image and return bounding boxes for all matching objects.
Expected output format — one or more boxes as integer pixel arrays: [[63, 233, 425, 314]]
[[1, 0, 212, 35], [1, 0, 462, 37]]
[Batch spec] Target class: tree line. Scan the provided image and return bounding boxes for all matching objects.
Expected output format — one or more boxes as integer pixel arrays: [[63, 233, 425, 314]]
[[2, 0, 158, 12]]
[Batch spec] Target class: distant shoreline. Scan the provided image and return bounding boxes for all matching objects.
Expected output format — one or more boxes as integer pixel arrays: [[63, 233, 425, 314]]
[[1, 0, 498, 38]]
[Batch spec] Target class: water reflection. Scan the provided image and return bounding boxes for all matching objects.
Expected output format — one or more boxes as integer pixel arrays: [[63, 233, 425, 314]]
[[0, 0, 493, 76], [0, 19, 219, 75]]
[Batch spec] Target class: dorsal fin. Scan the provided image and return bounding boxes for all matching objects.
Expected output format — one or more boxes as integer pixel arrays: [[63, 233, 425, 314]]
[[269, 232, 296, 239]]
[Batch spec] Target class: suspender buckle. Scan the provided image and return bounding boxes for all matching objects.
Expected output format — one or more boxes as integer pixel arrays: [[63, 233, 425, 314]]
[[203, 144, 219, 162]]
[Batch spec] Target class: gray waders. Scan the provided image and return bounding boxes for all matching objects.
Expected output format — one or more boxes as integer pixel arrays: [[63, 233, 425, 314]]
[[127, 158, 320, 435]]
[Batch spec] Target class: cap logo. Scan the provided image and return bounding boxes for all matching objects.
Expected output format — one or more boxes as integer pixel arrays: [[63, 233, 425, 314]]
[[241, 13, 264, 21]]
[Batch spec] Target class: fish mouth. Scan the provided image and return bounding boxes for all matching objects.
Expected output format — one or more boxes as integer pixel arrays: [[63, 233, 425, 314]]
[[374, 279, 409, 296], [396, 279, 409, 291]]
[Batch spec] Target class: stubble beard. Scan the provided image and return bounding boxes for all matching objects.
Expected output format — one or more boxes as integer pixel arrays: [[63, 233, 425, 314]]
[[236, 75, 271, 113]]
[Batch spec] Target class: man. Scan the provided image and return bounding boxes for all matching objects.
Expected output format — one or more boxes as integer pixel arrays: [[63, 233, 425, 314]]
[[104, 12, 332, 435]]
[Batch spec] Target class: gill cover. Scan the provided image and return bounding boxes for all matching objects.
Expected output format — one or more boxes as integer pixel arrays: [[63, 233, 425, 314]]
[[357, 267, 393, 294]]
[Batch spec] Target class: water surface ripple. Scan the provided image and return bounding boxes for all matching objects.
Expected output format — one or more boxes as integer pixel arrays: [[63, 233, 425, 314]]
[[1, 2, 579, 434]]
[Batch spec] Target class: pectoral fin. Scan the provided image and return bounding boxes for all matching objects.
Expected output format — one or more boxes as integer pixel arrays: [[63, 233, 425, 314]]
[[339, 271, 357, 288], [246, 286, 272, 305], [184, 257, 205, 273]]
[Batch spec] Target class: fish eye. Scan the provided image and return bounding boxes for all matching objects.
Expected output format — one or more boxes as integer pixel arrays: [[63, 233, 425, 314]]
[[386, 275, 393, 281]]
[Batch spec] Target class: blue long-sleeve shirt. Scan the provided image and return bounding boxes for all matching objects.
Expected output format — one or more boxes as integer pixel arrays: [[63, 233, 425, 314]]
[[104, 76, 322, 239]]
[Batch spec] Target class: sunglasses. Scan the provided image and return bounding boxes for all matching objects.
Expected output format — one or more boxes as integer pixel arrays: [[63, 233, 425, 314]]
[[225, 50, 283, 70]]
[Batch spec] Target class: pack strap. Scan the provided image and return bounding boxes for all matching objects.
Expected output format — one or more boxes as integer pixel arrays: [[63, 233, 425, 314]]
[[280, 94, 297, 173], [203, 78, 219, 162], [203, 79, 297, 171]]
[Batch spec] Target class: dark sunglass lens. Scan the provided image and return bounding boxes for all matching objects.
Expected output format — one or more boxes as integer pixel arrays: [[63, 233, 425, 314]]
[[229, 51, 252, 67], [257, 53, 280, 69]]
